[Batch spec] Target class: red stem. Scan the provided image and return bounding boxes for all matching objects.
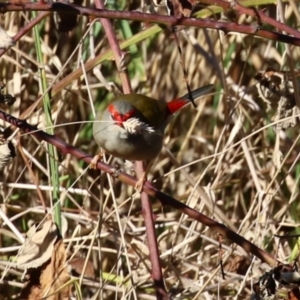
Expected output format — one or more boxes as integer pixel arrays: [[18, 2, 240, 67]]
[[92, 0, 166, 298], [93, 0, 132, 94], [0, 110, 279, 268], [0, 3, 299, 44]]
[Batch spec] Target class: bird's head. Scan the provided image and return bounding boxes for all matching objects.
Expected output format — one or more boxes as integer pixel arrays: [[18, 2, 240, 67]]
[[107, 101, 136, 127]]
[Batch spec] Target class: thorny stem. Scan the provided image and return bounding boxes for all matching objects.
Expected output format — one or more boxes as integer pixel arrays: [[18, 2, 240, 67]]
[[134, 161, 168, 300], [0, 11, 50, 57], [0, 1, 290, 295], [0, 110, 279, 268], [94, 0, 132, 94], [93, 0, 167, 298], [0, 3, 300, 44], [200, 0, 300, 38]]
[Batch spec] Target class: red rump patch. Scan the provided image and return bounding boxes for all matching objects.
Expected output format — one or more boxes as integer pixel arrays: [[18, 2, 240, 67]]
[[108, 104, 136, 124], [166, 99, 188, 114]]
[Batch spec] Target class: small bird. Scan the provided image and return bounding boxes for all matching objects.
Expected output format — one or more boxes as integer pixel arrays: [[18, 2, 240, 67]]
[[92, 84, 214, 186]]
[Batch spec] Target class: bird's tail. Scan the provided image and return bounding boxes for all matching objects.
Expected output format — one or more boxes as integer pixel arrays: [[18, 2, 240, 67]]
[[180, 84, 215, 101], [167, 84, 214, 114]]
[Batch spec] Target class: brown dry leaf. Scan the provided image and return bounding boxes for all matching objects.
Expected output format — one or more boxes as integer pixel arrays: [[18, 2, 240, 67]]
[[0, 136, 15, 171], [255, 69, 300, 131], [17, 220, 59, 269], [68, 257, 95, 279], [19, 225, 71, 299], [252, 264, 300, 300], [0, 26, 14, 50], [223, 255, 250, 275], [166, 0, 196, 17], [153, 0, 196, 17]]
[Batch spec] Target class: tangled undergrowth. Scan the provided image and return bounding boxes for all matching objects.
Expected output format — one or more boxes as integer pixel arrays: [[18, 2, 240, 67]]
[[0, 0, 300, 299]]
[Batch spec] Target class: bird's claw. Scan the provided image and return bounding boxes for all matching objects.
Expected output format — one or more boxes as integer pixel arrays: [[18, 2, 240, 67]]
[[135, 172, 146, 193], [90, 153, 102, 169], [90, 149, 107, 169]]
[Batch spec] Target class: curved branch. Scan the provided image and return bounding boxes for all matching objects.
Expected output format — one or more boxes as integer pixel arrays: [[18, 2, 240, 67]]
[[0, 109, 279, 267], [0, 3, 299, 44]]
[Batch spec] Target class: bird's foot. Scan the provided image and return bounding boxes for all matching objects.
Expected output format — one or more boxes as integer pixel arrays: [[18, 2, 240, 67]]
[[90, 151, 104, 169], [135, 172, 146, 193], [111, 163, 121, 177]]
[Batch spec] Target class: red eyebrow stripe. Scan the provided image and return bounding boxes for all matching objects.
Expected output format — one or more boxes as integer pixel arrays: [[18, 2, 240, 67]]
[[108, 104, 117, 115], [108, 104, 136, 123]]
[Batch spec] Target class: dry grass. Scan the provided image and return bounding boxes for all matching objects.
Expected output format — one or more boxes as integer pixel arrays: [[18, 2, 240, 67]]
[[0, 1, 300, 299]]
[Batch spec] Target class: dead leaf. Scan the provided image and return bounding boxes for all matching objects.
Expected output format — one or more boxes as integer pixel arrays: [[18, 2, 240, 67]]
[[0, 137, 15, 171], [153, 0, 196, 17], [0, 26, 14, 49], [255, 69, 300, 131], [224, 255, 250, 275], [17, 220, 59, 269], [19, 221, 71, 300], [252, 264, 300, 300], [69, 257, 95, 279]]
